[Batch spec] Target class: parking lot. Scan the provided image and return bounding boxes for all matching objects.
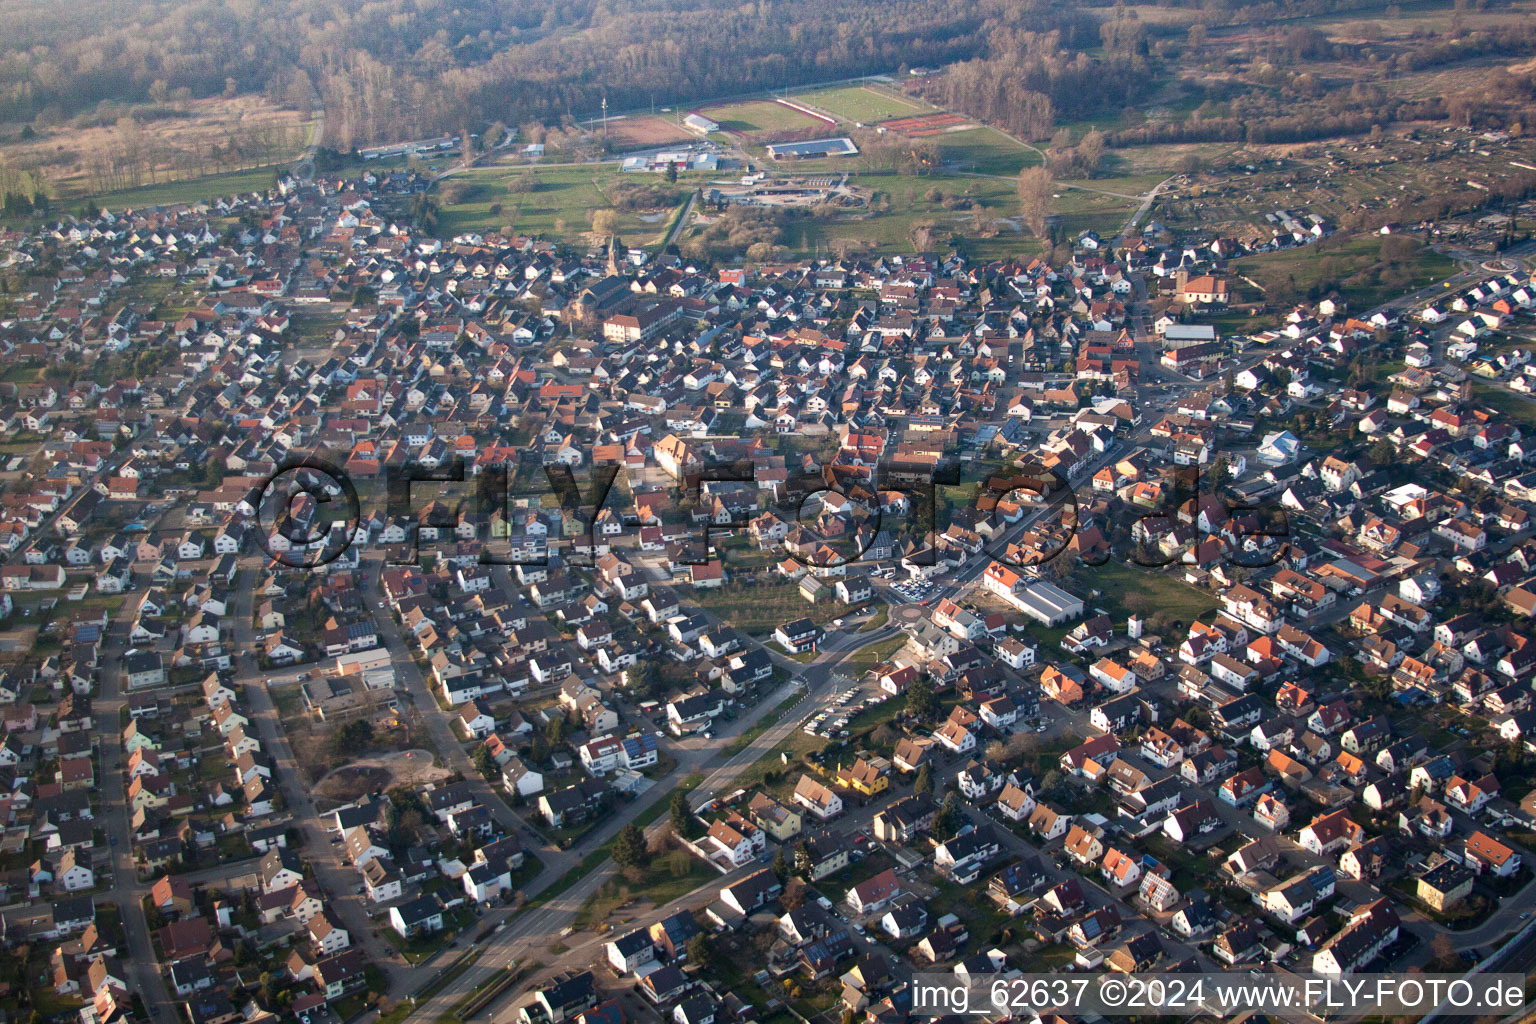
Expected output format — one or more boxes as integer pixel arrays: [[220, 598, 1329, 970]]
[[800, 681, 894, 739], [879, 569, 936, 605]]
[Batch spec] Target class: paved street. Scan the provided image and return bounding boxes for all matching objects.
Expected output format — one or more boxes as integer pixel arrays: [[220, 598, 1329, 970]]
[[230, 571, 418, 993], [96, 595, 184, 1024]]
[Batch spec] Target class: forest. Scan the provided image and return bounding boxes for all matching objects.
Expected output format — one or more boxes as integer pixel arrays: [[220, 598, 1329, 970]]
[[0, 0, 989, 149]]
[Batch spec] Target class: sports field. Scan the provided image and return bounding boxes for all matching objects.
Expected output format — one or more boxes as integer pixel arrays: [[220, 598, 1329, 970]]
[[697, 100, 830, 137], [602, 116, 696, 148], [799, 85, 928, 123], [881, 112, 973, 137]]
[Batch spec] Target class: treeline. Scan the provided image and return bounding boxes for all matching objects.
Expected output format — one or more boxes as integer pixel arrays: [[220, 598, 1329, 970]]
[[607, 182, 685, 212], [2, 0, 1530, 159], [680, 206, 791, 263], [1263, 18, 1536, 77], [1090, 17, 1536, 149], [1106, 101, 1448, 148], [0, 0, 1147, 149], [0, 166, 49, 214], [437, 0, 986, 150], [923, 52, 1150, 141], [1158, 0, 1507, 29], [854, 133, 942, 174]]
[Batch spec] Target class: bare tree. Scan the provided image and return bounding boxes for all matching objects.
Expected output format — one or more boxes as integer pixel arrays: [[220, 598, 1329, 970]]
[[910, 220, 938, 252], [591, 208, 619, 238], [1016, 165, 1053, 238], [116, 116, 146, 187], [1077, 129, 1106, 177]]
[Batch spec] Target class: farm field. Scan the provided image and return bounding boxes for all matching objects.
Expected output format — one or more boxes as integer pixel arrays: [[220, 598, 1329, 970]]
[[797, 85, 929, 123], [879, 112, 975, 137], [697, 99, 831, 138]]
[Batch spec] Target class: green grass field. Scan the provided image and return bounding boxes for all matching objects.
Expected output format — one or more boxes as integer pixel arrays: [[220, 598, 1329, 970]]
[[1062, 173, 1172, 197], [761, 168, 1037, 258], [799, 85, 928, 123], [573, 855, 717, 928], [1235, 233, 1458, 312], [1050, 186, 1140, 242], [1073, 561, 1218, 629], [927, 126, 1040, 177], [699, 100, 829, 136], [1471, 381, 1536, 429], [845, 633, 909, 675], [1050, 175, 1172, 242], [75, 164, 284, 212], [434, 166, 687, 243]]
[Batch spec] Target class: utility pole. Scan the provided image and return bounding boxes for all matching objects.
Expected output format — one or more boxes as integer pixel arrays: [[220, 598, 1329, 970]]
[[602, 95, 608, 146]]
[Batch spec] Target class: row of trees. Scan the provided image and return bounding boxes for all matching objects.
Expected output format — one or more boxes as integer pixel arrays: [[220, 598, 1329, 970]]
[[80, 115, 306, 194], [0, 166, 50, 215]]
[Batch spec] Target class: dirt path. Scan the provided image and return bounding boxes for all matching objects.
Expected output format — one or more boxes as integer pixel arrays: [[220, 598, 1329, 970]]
[[313, 747, 449, 809]]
